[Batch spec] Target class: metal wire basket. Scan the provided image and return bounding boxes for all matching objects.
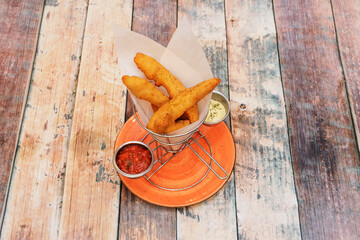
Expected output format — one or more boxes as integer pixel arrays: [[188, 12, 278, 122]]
[[133, 105, 206, 152], [132, 106, 229, 191]]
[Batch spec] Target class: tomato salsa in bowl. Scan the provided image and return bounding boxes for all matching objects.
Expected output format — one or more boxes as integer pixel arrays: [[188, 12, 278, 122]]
[[113, 141, 154, 178]]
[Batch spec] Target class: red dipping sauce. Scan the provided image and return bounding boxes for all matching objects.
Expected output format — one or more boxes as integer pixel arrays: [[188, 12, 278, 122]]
[[116, 144, 152, 174]]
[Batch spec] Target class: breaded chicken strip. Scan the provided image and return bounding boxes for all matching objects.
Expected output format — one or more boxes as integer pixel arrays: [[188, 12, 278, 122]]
[[122, 75, 169, 107], [134, 53, 199, 123], [147, 78, 220, 134]]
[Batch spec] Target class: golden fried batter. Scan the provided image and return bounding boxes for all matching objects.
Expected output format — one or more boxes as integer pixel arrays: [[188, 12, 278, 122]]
[[134, 53, 199, 123], [122, 75, 169, 107], [147, 78, 220, 134]]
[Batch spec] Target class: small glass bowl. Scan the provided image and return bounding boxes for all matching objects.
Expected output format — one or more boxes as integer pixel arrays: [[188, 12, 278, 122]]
[[204, 91, 230, 125], [113, 141, 154, 179]]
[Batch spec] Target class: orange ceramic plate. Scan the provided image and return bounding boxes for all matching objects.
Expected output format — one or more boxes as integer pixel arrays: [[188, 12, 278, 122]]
[[114, 114, 235, 207]]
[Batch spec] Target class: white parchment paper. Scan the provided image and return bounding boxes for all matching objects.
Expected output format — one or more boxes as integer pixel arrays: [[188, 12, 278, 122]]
[[113, 17, 214, 135]]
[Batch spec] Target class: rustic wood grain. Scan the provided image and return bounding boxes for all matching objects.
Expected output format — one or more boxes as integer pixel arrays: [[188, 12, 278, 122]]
[[176, 1, 237, 239], [332, 0, 360, 151], [118, 190, 176, 240], [273, 0, 360, 239], [119, 0, 177, 239], [58, 0, 132, 239], [0, 0, 88, 238], [132, 0, 177, 47], [0, 0, 44, 217], [225, 0, 301, 239]]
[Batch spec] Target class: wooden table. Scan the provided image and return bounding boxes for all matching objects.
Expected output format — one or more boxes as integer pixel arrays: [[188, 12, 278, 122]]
[[1, 0, 359, 239]]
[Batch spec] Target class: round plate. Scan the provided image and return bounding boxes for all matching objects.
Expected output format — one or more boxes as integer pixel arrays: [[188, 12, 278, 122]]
[[114, 114, 235, 207]]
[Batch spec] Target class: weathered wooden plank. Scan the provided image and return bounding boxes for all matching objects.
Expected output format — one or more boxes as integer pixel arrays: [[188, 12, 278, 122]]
[[132, 0, 177, 47], [225, 0, 301, 239], [58, 0, 132, 239], [332, 0, 360, 151], [118, 191, 176, 240], [176, 1, 237, 239], [119, 0, 177, 239], [0, 0, 44, 217], [273, 0, 360, 239], [0, 0, 88, 238]]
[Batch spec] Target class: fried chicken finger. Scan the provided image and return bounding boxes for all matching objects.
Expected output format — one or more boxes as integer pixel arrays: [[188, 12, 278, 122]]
[[122, 75, 169, 107], [134, 53, 199, 123], [147, 78, 221, 134]]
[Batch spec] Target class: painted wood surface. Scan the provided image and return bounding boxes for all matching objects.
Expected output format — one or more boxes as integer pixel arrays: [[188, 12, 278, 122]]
[[273, 0, 360, 239], [0, 0, 88, 238], [332, 0, 360, 150], [0, 0, 44, 217], [176, 1, 237, 239], [1, 0, 360, 239], [225, 0, 301, 239], [58, 0, 132, 239], [119, 1, 177, 239]]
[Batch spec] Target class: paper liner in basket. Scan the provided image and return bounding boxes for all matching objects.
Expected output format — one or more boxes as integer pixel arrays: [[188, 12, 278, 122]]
[[113, 17, 214, 143]]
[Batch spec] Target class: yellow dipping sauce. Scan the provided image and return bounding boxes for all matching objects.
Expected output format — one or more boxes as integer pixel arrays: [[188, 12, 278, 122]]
[[206, 99, 226, 122]]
